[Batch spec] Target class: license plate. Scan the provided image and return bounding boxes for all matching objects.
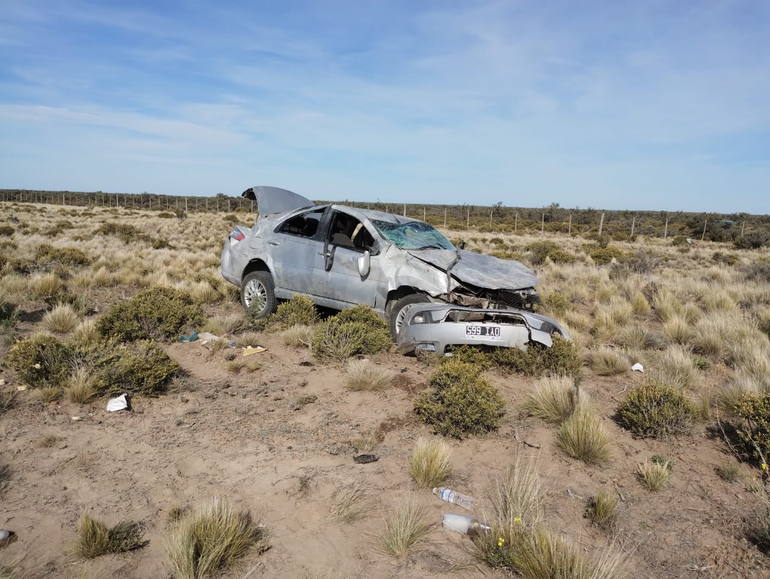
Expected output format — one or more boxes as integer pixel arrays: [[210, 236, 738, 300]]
[[465, 325, 501, 339]]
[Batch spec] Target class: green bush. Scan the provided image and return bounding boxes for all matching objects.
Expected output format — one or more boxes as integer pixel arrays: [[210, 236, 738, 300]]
[[589, 245, 624, 265], [617, 380, 696, 438], [491, 336, 582, 377], [525, 241, 576, 265], [540, 292, 572, 315], [97, 286, 204, 342], [414, 360, 505, 438], [90, 340, 180, 396], [734, 393, 770, 466], [734, 232, 770, 250], [270, 294, 318, 329], [0, 300, 20, 333], [96, 222, 141, 243], [35, 244, 91, 267], [312, 305, 392, 362], [6, 334, 73, 388], [0, 225, 14, 236]]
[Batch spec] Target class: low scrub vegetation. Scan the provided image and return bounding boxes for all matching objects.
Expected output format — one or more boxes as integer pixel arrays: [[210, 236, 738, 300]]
[[97, 286, 204, 342], [523, 375, 587, 423], [414, 360, 505, 438], [491, 336, 582, 377], [734, 392, 770, 466], [40, 303, 80, 333], [376, 500, 432, 558], [585, 489, 618, 531], [6, 334, 73, 388], [75, 513, 145, 558], [637, 459, 671, 491], [617, 380, 696, 438], [312, 305, 392, 363], [409, 438, 452, 488], [166, 498, 267, 579], [345, 359, 395, 391], [34, 244, 91, 267], [270, 294, 318, 329], [556, 404, 612, 465], [590, 347, 631, 376]]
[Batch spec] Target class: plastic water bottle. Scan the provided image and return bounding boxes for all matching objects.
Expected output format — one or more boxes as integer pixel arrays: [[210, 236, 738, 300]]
[[433, 487, 475, 511], [442, 513, 491, 535]]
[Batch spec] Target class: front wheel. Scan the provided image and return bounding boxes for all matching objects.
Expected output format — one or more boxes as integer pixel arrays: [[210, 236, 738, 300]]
[[241, 271, 277, 319], [387, 293, 430, 340]]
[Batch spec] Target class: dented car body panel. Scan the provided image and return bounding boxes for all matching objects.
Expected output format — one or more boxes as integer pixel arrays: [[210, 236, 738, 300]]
[[398, 304, 571, 354], [221, 186, 541, 320]]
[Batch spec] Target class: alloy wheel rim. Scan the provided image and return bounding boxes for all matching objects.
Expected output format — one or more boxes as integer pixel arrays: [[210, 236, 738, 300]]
[[245, 279, 267, 312]]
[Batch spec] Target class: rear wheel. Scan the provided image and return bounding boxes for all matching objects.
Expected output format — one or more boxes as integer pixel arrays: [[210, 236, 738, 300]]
[[387, 293, 431, 340], [241, 271, 277, 319]]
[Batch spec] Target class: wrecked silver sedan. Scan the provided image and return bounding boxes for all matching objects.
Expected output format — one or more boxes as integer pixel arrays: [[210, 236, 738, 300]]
[[221, 186, 550, 339]]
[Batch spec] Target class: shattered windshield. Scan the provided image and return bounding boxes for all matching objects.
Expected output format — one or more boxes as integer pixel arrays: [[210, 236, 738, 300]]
[[372, 220, 455, 250]]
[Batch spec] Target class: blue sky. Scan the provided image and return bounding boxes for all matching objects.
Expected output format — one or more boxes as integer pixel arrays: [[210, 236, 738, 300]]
[[1, 0, 768, 213]]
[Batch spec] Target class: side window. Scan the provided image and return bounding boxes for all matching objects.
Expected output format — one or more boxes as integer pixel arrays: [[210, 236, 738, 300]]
[[329, 212, 376, 252], [278, 208, 324, 239]]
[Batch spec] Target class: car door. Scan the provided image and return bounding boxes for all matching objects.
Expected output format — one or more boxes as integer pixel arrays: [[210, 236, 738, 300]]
[[268, 207, 327, 295], [314, 210, 381, 306]]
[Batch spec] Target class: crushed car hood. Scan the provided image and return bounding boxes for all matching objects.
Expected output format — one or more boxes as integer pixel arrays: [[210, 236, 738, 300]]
[[241, 186, 314, 219], [407, 249, 539, 290]]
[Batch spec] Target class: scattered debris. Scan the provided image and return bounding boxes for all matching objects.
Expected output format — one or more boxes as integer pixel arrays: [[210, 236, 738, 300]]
[[353, 454, 379, 464], [198, 332, 220, 345], [243, 346, 267, 357], [107, 393, 131, 412], [180, 331, 198, 342], [432, 487, 475, 510], [442, 513, 491, 535], [71, 416, 82, 422], [631, 363, 644, 373], [16, 385, 27, 391], [0, 529, 16, 548]]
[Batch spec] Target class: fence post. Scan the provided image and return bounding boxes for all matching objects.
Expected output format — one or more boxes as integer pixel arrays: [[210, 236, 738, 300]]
[[598, 212, 605, 237], [664, 218, 668, 239], [403, 203, 406, 217], [467, 207, 470, 228], [444, 207, 447, 228], [631, 216, 636, 238], [515, 212, 518, 232], [490, 210, 493, 228], [424, 207, 426, 222], [741, 221, 745, 237], [701, 219, 707, 241], [541, 212, 545, 235], [568, 213, 572, 235]]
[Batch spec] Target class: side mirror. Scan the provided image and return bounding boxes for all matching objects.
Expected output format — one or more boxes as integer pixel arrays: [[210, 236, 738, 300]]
[[458, 240, 466, 249], [357, 250, 371, 277]]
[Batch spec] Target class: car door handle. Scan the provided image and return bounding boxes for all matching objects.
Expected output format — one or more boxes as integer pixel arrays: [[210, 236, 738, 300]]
[[318, 251, 330, 257]]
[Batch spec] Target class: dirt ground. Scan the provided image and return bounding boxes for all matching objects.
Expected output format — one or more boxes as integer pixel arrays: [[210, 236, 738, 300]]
[[2, 322, 768, 578]]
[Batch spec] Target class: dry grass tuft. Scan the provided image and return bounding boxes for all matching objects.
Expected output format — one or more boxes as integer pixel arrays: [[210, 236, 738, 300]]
[[281, 324, 314, 348], [233, 332, 264, 348], [649, 346, 698, 390], [30, 273, 63, 300], [65, 366, 96, 404], [409, 438, 452, 488], [557, 405, 611, 464], [71, 319, 99, 344], [38, 386, 61, 403], [75, 513, 144, 559], [590, 348, 631, 376], [345, 359, 395, 391], [225, 357, 261, 374], [523, 375, 587, 423], [40, 303, 80, 333], [585, 489, 618, 531], [166, 498, 266, 579], [637, 459, 671, 491], [202, 314, 244, 336], [188, 281, 221, 304], [375, 500, 433, 558], [662, 314, 692, 345], [0, 388, 16, 415], [330, 487, 368, 523]]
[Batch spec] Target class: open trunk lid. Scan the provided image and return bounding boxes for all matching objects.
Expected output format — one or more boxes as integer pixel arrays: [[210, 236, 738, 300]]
[[241, 186, 314, 219]]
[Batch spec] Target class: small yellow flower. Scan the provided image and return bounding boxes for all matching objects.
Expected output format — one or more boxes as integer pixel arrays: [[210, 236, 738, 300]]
[[514, 517, 522, 523], [762, 463, 768, 471], [497, 537, 505, 547]]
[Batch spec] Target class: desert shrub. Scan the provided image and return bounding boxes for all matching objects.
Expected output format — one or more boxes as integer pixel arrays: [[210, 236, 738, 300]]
[[637, 459, 671, 491], [540, 292, 572, 315], [270, 294, 318, 329], [523, 375, 587, 423], [414, 360, 505, 438], [743, 261, 770, 283], [649, 346, 698, 390], [158, 211, 174, 218], [491, 336, 582, 377], [97, 286, 204, 342], [65, 366, 96, 404], [34, 244, 91, 267], [89, 340, 180, 396], [409, 438, 452, 488], [166, 498, 267, 579], [345, 359, 395, 391], [716, 464, 740, 482], [526, 241, 575, 265], [376, 500, 432, 558], [746, 508, 770, 555], [40, 303, 80, 333], [590, 347, 630, 376], [734, 393, 770, 467], [616, 325, 665, 351], [75, 513, 145, 558], [0, 300, 20, 333], [6, 334, 73, 388], [556, 405, 611, 464], [734, 232, 770, 250], [712, 251, 739, 266], [312, 305, 391, 363], [590, 245, 624, 265], [0, 387, 16, 415], [444, 344, 494, 370], [585, 489, 618, 531], [96, 222, 141, 243], [330, 487, 368, 523], [671, 235, 689, 247], [0, 225, 14, 236], [617, 380, 696, 438], [281, 324, 314, 347]]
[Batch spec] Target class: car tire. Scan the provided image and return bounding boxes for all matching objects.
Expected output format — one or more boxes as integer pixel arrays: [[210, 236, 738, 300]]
[[387, 293, 431, 340], [241, 271, 277, 319]]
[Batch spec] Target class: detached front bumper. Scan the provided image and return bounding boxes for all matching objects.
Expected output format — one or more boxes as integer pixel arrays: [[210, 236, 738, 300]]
[[398, 304, 571, 355]]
